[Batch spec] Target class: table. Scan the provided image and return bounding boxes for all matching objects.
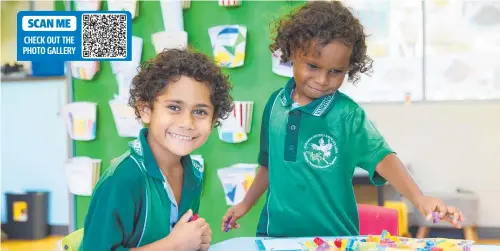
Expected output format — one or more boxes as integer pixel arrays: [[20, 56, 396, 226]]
[[208, 237, 500, 251], [353, 168, 385, 206]]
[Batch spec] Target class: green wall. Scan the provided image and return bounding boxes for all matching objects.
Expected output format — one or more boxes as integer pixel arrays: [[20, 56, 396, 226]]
[[60, 0, 305, 243]]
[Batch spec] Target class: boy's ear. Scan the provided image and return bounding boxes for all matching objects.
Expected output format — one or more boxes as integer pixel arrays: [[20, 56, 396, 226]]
[[138, 102, 152, 124]]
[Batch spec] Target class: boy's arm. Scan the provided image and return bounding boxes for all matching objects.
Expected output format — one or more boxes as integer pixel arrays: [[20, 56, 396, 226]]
[[375, 154, 424, 205], [79, 177, 140, 251], [346, 106, 424, 203], [346, 106, 463, 225], [242, 166, 269, 208]]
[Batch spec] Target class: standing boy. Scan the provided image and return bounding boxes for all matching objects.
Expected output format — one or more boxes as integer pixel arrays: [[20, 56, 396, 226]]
[[222, 1, 464, 237]]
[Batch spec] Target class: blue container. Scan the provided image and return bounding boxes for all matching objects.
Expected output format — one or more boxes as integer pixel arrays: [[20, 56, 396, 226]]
[[31, 61, 65, 77]]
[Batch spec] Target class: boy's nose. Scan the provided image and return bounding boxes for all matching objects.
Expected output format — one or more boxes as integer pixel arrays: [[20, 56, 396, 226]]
[[180, 113, 195, 129], [314, 72, 328, 86]]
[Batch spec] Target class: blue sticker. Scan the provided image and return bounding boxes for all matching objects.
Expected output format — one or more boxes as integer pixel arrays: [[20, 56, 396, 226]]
[[17, 11, 132, 61]]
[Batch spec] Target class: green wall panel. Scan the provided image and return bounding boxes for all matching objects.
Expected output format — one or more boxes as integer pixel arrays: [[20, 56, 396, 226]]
[[61, 0, 306, 244], [184, 1, 304, 243]]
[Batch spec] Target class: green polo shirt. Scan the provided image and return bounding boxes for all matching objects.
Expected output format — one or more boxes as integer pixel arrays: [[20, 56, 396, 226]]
[[80, 128, 203, 250], [256, 78, 394, 237]]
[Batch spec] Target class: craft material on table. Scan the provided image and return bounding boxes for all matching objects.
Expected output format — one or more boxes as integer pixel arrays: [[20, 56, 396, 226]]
[[300, 230, 474, 251], [255, 239, 302, 251]]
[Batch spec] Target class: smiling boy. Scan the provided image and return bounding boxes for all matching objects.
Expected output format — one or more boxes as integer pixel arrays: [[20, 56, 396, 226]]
[[80, 49, 233, 251]]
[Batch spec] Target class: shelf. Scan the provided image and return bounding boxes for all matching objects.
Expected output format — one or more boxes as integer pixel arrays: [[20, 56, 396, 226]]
[[1, 75, 67, 83]]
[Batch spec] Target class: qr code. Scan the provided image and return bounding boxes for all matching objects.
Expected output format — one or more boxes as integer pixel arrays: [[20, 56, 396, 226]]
[[81, 14, 127, 59]]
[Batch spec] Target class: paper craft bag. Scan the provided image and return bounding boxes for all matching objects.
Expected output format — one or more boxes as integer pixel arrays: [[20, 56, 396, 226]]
[[208, 25, 247, 68]]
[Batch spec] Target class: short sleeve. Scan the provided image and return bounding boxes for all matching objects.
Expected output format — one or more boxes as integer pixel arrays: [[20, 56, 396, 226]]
[[257, 89, 282, 168], [79, 176, 141, 251], [345, 107, 394, 186]]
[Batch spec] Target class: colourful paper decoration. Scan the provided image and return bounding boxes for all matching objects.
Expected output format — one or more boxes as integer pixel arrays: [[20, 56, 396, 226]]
[[209, 25, 247, 68]]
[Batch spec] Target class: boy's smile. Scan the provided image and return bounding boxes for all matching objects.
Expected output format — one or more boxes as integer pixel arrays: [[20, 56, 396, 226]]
[[291, 39, 352, 105], [167, 132, 196, 141], [140, 76, 214, 159]]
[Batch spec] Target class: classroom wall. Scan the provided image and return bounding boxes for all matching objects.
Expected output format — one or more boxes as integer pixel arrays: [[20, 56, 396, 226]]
[[1, 1, 29, 65], [1, 0, 54, 65], [362, 102, 500, 227], [1, 0, 68, 229], [1, 78, 70, 227]]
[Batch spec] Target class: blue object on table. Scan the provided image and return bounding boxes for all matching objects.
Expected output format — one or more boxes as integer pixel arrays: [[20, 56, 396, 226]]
[[31, 61, 65, 77], [207, 237, 500, 251]]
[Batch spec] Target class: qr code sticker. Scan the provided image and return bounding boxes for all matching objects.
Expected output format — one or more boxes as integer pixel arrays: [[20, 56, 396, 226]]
[[81, 13, 127, 59]]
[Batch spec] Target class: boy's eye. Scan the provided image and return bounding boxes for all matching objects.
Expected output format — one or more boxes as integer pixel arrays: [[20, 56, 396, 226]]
[[307, 63, 318, 70], [329, 69, 343, 74], [193, 109, 208, 116], [167, 105, 180, 111]]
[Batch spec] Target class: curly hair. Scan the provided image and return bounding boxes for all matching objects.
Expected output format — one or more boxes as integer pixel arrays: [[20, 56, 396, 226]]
[[128, 48, 233, 127], [270, 0, 373, 84]]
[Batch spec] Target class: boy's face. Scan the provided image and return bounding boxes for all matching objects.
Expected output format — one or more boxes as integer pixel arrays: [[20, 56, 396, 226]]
[[290, 39, 352, 104], [140, 76, 214, 157]]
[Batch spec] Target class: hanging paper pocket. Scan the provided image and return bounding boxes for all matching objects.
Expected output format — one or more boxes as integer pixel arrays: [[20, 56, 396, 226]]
[[109, 98, 143, 138], [217, 163, 257, 206], [61, 102, 97, 141], [217, 111, 247, 144], [271, 49, 293, 78], [70, 61, 99, 80], [110, 36, 143, 75], [182, 0, 191, 9], [64, 157, 102, 196], [232, 101, 253, 134], [151, 30, 189, 54], [208, 25, 247, 68], [108, 0, 138, 19], [74, 0, 101, 11], [218, 0, 242, 7]]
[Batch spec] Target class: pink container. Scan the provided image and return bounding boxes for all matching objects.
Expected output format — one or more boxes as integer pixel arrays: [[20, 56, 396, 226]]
[[358, 204, 399, 236]]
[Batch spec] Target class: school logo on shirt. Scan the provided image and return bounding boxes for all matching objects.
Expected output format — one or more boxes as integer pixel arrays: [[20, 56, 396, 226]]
[[303, 134, 338, 169], [192, 160, 204, 174]]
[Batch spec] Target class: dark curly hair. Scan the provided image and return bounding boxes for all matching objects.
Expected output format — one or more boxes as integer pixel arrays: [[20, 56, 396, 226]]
[[270, 0, 373, 84], [128, 48, 233, 127]]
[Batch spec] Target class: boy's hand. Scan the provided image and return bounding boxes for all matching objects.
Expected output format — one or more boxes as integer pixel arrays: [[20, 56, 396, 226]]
[[415, 196, 464, 228], [221, 202, 250, 232], [199, 220, 212, 251], [166, 209, 209, 251]]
